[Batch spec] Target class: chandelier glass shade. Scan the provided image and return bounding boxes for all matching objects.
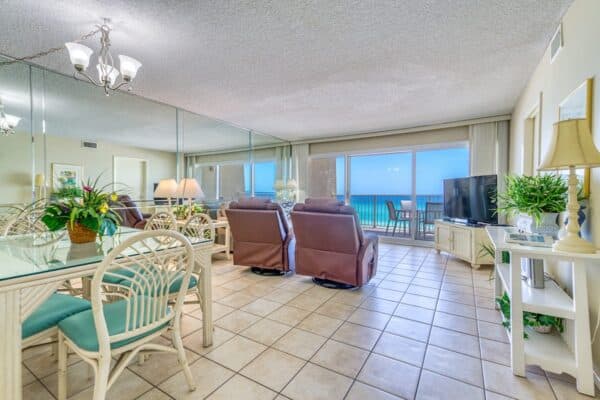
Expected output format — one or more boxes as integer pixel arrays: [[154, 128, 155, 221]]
[[0, 100, 20, 136], [65, 21, 142, 95]]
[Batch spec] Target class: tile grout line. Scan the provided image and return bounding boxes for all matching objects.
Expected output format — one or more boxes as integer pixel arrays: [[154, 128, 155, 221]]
[[413, 251, 448, 400]]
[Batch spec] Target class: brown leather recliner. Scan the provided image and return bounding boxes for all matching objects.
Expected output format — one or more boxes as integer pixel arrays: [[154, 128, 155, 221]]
[[291, 198, 378, 288], [226, 198, 294, 273], [113, 195, 151, 229]]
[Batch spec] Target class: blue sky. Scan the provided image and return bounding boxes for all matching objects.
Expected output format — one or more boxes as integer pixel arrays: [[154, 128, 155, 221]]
[[339, 147, 469, 195], [245, 161, 276, 194]]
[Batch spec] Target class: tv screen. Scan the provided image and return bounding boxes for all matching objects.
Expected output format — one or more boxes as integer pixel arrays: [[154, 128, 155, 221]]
[[443, 175, 497, 224]]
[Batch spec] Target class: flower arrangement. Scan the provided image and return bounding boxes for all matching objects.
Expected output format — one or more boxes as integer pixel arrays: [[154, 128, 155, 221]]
[[41, 176, 122, 243]]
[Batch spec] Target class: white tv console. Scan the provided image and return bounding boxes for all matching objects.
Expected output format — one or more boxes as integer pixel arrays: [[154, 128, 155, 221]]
[[434, 219, 494, 268]]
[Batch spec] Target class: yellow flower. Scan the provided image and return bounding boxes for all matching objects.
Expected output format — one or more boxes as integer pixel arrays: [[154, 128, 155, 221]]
[[99, 202, 109, 214], [110, 193, 118, 202]]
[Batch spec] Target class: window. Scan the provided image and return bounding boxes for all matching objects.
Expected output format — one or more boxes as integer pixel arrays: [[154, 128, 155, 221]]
[[253, 160, 276, 199]]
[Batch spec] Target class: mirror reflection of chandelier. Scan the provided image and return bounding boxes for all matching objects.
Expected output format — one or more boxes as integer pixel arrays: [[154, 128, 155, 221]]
[[65, 19, 142, 96], [0, 98, 20, 136]]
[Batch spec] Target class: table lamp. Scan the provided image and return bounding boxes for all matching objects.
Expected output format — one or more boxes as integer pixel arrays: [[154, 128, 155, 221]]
[[539, 119, 600, 253], [35, 173, 46, 199], [154, 179, 178, 206], [176, 178, 204, 217]]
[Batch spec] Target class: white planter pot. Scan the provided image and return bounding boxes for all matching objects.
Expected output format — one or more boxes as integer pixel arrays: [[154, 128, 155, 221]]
[[516, 212, 560, 238], [533, 325, 552, 334], [515, 214, 533, 232]]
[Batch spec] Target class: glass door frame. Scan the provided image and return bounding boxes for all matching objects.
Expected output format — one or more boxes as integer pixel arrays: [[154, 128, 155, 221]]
[[310, 140, 469, 242]]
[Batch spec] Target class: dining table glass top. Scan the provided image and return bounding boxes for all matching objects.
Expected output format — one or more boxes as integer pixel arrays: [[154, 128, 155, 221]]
[[0, 227, 210, 282]]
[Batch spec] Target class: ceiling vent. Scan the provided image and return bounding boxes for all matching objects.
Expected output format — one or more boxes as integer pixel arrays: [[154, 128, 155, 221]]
[[82, 140, 97, 149], [550, 23, 563, 63]]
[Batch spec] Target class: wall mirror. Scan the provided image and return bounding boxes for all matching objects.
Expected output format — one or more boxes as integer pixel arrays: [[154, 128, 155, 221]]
[[0, 55, 290, 234]]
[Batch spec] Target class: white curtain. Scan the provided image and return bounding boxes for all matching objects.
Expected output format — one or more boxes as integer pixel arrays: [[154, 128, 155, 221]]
[[469, 121, 509, 178], [292, 144, 309, 201], [469, 120, 509, 223]]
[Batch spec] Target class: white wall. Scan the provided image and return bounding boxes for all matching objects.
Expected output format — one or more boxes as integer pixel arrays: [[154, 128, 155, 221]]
[[0, 134, 177, 204], [40, 135, 177, 201], [510, 0, 600, 373]]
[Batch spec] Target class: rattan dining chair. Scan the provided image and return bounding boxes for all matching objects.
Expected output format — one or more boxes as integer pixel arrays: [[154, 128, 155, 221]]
[[180, 213, 214, 305], [2, 211, 92, 352], [144, 211, 178, 231], [96, 211, 177, 289], [0, 204, 24, 234], [2, 203, 48, 237], [57, 230, 197, 400]]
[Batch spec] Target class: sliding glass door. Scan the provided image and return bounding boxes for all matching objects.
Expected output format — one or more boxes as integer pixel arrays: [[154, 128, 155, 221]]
[[339, 144, 469, 242], [415, 147, 469, 240], [349, 152, 413, 235]]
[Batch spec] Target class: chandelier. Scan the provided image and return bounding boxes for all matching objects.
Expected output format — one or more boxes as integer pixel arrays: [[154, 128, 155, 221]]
[[65, 19, 142, 95], [0, 99, 20, 136]]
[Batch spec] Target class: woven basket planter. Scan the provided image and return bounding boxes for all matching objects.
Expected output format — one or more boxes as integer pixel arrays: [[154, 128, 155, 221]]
[[67, 223, 97, 244]]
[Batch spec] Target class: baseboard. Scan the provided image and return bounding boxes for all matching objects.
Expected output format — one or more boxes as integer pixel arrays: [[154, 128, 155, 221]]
[[595, 366, 600, 390]]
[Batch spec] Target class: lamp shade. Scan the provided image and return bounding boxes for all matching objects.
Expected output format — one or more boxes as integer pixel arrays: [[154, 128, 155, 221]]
[[118, 55, 142, 81], [154, 179, 177, 198], [177, 178, 204, 199], [4, 114, 20, 128], [539, 119, 600, 170], [65, 42, 93, 70]]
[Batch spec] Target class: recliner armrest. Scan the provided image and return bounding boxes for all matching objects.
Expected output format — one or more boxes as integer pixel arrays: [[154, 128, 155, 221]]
[[357, 232, 378, 286]]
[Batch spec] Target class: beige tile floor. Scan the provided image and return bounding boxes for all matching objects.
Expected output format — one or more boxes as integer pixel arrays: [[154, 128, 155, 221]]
[[22, 243, 598, 400]]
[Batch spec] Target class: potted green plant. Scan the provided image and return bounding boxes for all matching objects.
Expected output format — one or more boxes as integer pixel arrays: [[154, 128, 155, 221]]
[[496, 174, 567, 237], [41, 176, 122, 244], [172, 203, 206, 220], [496, 292, 563, 337]]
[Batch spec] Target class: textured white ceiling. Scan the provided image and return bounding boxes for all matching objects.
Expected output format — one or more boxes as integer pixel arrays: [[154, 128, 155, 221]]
[[0, 0, 572, 141]]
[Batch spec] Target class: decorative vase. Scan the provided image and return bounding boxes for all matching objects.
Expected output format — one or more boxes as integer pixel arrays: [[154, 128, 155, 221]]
[[533, 325, 552, 334], [530, 212, 560, 238], [67, 223, 97, 244]]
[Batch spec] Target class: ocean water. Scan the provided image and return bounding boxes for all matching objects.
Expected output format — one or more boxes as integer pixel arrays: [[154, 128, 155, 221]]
[[345, 195, 443, 227], [252, 192, 443, 227]]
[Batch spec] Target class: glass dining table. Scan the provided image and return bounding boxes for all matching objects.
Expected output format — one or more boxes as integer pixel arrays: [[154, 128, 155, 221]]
[[0, 226, 214, 400]]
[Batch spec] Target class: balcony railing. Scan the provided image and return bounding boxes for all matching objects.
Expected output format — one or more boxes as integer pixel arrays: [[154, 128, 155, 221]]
[[342, 194, 442, 228]]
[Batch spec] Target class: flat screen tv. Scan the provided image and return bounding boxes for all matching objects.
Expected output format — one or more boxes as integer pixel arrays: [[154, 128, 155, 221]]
[[443, 175, 497, 224]]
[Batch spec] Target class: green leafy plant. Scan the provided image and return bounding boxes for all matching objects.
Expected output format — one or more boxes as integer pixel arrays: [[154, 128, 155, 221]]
[[478, 243, 495, 259], [173, 204, 206, 220], [496, 292, 564, 338], [41, 175, 122, 237], [496, 174, 568, 224]]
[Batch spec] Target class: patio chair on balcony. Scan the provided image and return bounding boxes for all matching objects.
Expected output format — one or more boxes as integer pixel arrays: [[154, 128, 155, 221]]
[[385, 201, 411, 236], [419, 202, 444, 238]]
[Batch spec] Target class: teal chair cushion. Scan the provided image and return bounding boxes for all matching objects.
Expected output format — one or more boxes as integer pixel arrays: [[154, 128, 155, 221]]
[[118, 274, 197, 294], [22, 293, 91, 339], [168, 274, 198, 293], [102, 266, 139, 284], [58, 296, 170, 352]]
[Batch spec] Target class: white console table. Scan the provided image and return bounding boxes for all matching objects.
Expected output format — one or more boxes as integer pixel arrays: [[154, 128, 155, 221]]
[[486, 226, 596, 395], [434, 219, 493, 268]]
